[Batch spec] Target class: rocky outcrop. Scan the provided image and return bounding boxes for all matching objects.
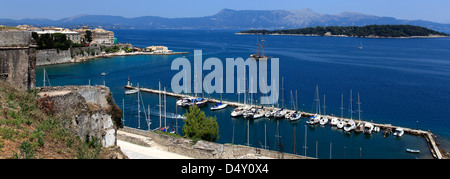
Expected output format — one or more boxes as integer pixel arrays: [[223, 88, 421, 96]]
[[38, 85, 123, 147]]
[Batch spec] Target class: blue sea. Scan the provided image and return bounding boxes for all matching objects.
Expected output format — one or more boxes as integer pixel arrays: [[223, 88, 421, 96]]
[[36, 29, 450, 159]]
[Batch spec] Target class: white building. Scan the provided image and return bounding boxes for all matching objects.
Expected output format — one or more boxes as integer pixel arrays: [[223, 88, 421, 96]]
[[35, 30, 82, 44]]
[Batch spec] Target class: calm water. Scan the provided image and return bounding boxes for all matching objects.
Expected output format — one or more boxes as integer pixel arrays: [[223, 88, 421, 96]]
[[36, 29, 450, 159]]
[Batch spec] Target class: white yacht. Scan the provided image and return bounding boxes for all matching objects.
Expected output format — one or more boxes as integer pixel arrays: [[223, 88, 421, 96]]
[[330, 117, 339, 126], [393, 128, 404, 137], [344, 120, 356, 132], [211, 102, 228, 111], [289, 112, 302, 121], [363, 122, 374, 134], [319, 116, 329, 125]]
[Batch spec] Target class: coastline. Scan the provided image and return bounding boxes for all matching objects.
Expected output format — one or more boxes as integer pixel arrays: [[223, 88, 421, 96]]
[[37, 50, 190, 67], [235, 32, 450, 39]]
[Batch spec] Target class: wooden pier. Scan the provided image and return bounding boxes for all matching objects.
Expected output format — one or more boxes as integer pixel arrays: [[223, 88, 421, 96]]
[[124, 85, 445, 159]]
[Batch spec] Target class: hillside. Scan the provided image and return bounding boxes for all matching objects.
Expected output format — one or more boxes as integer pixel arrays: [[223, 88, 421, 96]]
[[1, 9, 450, 32], [0, 81, 125, 159], [240, 25, 450, 38]]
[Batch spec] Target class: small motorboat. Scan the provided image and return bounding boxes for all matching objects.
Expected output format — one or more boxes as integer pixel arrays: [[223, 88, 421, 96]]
[[363, 122, 374, 135], [231, 107, 244, 117], [265, 109, 274, 118], [373, 126, 380, 133], [355, 122, 364, 133], [337, 119, 345, 129], [274, 109, 287, 119], [253, 109, 265, 119], [306, 115, 320, 125], [289, 112, 302, 121], [101, 72, 106, 76], [125, 89, 139, 95], [194, 98, 208, 107], [394, 128, 404, 137], [384, 128, 393, 137], [406, 149, 420, 154], [176, 97, 194, 107], [211, 102, 228, 111], [330, 117, 339, 126], [319, 116, 329, 125], [344, 120, 356, 132]]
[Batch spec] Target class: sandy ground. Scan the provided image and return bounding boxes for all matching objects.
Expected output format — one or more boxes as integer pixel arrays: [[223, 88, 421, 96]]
[[117, 140, 192, 159]]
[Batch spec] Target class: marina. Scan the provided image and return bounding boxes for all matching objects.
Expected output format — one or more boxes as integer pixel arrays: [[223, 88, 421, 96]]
[[34, 29, 450, 159], [124, 83, 444, 159]]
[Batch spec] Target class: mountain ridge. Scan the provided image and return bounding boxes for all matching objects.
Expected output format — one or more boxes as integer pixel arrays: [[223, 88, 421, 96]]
[[1, 9, 449, 32]]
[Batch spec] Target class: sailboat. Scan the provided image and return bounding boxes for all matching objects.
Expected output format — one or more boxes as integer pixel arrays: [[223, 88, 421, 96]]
[[250, 36, 272, 60], [319, 94, 328, 125], [344, 90, 356, 132], [307, 85, 321, 125]]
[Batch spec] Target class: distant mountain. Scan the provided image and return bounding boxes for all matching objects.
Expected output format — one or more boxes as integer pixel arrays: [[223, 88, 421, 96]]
[[1, 8, 450, 32]]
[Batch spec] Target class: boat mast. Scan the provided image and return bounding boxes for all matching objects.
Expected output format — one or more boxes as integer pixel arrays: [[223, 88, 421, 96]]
[[164, 87, 167, 130], [357, 93, 362, 121], [340, 94, 344, 118], [137, 83, 140, 129], [349, 89, 353, 120], [323, 94, 327, 116], [315, 85, 321, 114], [43, 68, 46, 87], [295, 90, 298, 111], [159, 81, 162, 130], [256, 36, 260, 57], [261, 36, 266, 57]]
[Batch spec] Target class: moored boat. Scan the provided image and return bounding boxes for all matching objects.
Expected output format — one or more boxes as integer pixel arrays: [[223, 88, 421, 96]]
[[406, 149, 420, 153], [319, 116, 329, 125], [289, 112, 302, 121], [125, 89, 139, 95], [337, 119, 345, 129], [363, 122, 374, 134], [211, 102, 228, 111], [330, 117, 339, 126], [344, 120, 356, 132], [231, 107, 244, 117], [394, 128, 404, 137]]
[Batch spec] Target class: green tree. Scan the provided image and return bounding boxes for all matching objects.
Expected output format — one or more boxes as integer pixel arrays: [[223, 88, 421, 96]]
[[84, 30, 93, 44], [182, 106, 219, 142]]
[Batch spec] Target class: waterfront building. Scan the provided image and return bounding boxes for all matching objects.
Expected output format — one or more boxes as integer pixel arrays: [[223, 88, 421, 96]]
[[34, 30, 82, 44], [92, 28, 115, 45], [145, 45, 172, 53], [73, 27, 115, 45]]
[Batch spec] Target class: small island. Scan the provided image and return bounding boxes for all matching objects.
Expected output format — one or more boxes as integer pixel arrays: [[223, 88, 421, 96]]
[[239, 25, 449, 38]]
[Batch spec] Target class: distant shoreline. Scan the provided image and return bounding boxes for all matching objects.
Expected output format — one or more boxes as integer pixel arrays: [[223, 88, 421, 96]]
[[236, 32, 449, 39], [238, 25, 450, 39]]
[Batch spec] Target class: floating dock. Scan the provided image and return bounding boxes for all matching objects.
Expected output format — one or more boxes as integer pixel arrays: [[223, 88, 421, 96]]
[[124, 84, 444, 159]]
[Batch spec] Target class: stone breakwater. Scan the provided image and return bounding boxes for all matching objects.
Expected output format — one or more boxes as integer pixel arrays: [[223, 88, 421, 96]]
[[38, 85, 122, 147]]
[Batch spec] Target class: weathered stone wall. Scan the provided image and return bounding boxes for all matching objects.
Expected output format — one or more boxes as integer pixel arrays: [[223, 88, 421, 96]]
[[36, 49, 72, 66], [0, 31, 33, 47], [38, 85, 119, 147], [0, 49, 36, 90], [120, 127, 312, 159], [0, 31, 36, 90]]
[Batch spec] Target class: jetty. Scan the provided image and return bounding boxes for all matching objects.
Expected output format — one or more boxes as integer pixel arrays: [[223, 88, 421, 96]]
[[124, 84, 444, 159]]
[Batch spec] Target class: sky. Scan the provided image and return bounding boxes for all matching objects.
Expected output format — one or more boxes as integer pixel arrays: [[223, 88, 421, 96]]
[[1, 0, 449, 23]]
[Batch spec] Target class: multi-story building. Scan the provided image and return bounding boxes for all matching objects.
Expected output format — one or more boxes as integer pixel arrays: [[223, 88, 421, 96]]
[[34, 30, 82, 44], [91, 28, 115, 45]]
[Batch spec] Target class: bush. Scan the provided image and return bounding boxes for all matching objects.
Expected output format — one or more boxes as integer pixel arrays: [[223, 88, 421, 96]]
[[182, 106, 219, 142]]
